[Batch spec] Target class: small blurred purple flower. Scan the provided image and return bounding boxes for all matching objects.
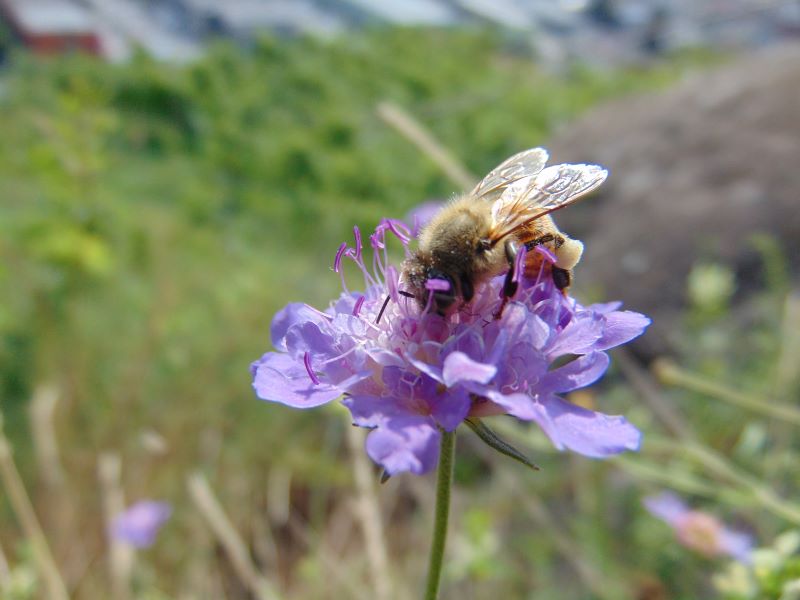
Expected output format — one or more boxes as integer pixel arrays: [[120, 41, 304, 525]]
[[251, 218, 650, 476], [644, 492, 753, 563], [112, 500, 172, 549], [406, 201, 443, 237]]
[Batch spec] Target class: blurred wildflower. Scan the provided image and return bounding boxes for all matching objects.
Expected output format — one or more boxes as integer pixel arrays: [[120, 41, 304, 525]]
[[714, 530, 800, 599], [406, 201, 443, 237], [252, 219, 649, 475], [644, 492, 753, 562], [112, 500, 172, 549]]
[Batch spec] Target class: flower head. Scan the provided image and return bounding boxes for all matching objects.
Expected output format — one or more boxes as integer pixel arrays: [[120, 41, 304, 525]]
[[112, 500, 172, 548], [252, 218, 649, 475], [644, 492, 753, 563]]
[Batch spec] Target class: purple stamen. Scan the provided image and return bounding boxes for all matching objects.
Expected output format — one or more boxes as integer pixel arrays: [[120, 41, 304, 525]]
[[513, 247, 528, 283], [333, 243, 347, 273], [353, 226, 363, 260], [352, 295, 365, 317], [425, 279, 450, 292], [535, 244, 557, 264], [385, 265, 400, 302], [382, 218, 411, 244], [303, 352, 321, 385]]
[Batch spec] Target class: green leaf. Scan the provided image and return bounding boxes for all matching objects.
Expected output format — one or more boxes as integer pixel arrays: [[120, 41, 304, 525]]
[[464, 418, 539, 472]]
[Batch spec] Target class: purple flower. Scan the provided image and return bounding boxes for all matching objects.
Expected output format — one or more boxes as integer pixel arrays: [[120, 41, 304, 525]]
[[251, 218, 649, 475], [644, 492, 753, 563], [112, 500, 172, 548]]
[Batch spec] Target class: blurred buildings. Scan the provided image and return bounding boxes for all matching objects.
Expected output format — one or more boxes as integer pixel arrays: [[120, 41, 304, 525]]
[[0, 0, 798, 64], [0, 0, 101, 57]]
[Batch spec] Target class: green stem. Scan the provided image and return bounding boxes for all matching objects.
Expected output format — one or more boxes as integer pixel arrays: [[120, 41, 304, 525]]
[[424, 429, 455, 600]]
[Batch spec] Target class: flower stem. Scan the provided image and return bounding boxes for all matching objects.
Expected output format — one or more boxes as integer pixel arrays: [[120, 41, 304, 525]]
[[424, 429, 455, 600]]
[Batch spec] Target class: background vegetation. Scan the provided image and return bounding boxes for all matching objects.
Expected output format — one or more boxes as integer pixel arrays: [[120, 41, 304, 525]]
[[1, 28, 797, 599]]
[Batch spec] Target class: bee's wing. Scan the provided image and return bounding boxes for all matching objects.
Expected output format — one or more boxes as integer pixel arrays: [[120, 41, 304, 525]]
[[489, 163, 607, 240], [471, 147, 549, 201]]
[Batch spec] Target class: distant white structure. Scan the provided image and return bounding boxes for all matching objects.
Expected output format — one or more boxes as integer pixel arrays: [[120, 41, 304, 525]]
[[80, 0, 202, 62], [337, 0, 461, 26], [183, 0, 345, 38]]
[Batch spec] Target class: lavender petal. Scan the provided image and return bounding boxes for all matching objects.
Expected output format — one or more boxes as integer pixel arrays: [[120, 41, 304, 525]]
[[595, 311, 652, 351], [252, 353, 342, 408], [365, 417, 441, 475], [643, 492, 690, 526], [442, 351, 497, 386], [539, 352, 610, 394], [531, 395, 642, 457]]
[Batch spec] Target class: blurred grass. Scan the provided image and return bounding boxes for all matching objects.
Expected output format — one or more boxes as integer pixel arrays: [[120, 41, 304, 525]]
[[2, 28, 797, 600]]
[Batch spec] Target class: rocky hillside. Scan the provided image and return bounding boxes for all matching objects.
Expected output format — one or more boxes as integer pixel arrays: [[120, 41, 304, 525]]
[[548, 44, 800, 356]]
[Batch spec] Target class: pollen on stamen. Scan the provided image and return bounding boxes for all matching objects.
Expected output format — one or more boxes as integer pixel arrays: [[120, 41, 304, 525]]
[[303, 351, 321, 385], [352, 295, 365, 317], [333, 242, 348, 273]]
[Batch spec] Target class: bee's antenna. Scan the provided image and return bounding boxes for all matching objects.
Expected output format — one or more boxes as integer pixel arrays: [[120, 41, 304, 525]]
[[398, 290, 415, 298], [375, 294, 391, 324]]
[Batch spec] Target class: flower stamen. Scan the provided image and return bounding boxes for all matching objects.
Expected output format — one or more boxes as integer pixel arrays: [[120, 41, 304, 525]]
[[303, 351, 321, 385]]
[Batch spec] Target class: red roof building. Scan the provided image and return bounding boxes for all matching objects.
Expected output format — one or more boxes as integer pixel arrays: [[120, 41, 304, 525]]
[[0, 0, 102, 56]]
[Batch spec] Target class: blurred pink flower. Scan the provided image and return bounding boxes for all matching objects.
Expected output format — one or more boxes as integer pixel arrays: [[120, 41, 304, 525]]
[[644, 492, 753, 563]]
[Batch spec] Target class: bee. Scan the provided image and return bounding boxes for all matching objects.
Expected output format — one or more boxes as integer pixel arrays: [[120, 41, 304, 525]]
[[402, 147, 607, 315]]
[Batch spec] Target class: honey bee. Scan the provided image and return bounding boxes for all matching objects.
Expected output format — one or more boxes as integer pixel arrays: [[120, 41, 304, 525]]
[[402, 147, 607, 315]]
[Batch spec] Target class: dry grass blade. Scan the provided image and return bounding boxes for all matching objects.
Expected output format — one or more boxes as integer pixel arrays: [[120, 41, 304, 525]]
[[345, 425, 393, 600], [0, 413, 70, 600], [97, 453, 134, 600], [376, 101, 476, 191], [653, 358, 800, 426], [187, 472, 280, 600], [29, 384, 64, 488]]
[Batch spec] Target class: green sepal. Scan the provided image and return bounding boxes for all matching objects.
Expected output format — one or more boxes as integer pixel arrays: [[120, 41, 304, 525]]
[[464, 418, 540, 472], [379, 470, 391, 484]]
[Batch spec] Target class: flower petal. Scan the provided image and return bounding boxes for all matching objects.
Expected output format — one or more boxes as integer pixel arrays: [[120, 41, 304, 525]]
[[486, 391, 537, 420], [530, 395, 642, 457], [643, 492, 689, 526], [539, 352, 610, 394], [430, 388, 471, 432], [365, 417, 440, 475], [112, 501, 172, 548], [595, 311, 651, 351], [343, 394, 404, 427], [442, 351, 497, 386], [718, 528, 754, 563], [252, 353, 341, 408], [284, 321, 336, 359], [271, 303, 327, 351], [546, 312, 604, 357]]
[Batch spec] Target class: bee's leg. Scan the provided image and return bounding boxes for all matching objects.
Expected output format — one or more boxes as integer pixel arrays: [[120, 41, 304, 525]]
[[494, 240, 520, 319], [523, 233, 562, 251], [524, 234, 570, 291], [552, 267, 571, 290]]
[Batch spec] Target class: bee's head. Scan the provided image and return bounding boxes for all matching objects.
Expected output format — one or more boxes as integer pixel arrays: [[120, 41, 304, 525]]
[[425, 269, 457, 315], [401, 253, 459, 315]]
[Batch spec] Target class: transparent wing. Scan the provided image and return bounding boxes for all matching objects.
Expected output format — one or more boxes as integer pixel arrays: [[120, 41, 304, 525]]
[[489, 163, 608, 239], [470, 147, 549, 201]]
